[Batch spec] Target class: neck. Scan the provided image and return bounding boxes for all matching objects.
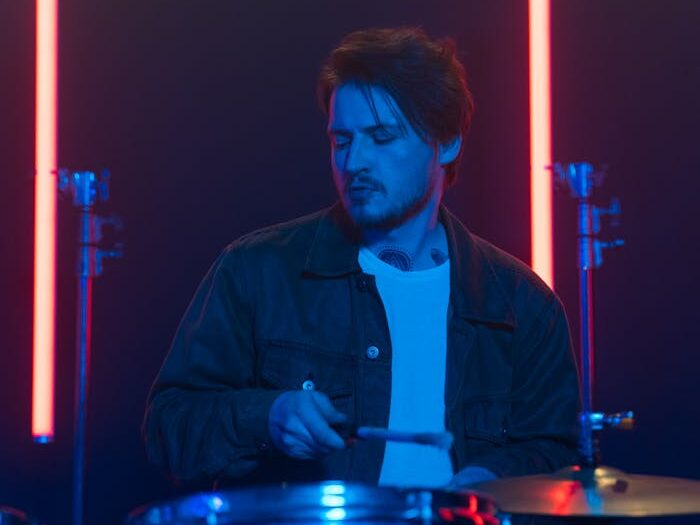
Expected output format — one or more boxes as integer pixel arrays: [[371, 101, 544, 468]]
[[362, 197, 448, 271]]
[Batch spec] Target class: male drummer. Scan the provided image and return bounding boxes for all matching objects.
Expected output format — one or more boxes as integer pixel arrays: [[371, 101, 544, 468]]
[[143, 27, 580, 489]]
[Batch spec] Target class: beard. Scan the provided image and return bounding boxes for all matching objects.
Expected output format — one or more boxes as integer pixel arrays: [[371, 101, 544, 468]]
[[341, 176, 438, 230]]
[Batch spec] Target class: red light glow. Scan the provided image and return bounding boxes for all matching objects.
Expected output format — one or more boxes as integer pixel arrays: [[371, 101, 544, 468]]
[[529, 0, 554, 288], [549, 481, 580, 516], [32, 0, 58, 442]]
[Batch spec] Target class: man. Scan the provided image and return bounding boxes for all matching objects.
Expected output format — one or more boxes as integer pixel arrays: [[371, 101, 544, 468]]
[[144, 27, 580, 489]]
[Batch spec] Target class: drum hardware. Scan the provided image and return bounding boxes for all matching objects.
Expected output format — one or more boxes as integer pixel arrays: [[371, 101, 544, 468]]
[[473, 163, 700, 519], [58, 169, 124, 525], [552, 162, 631, 467]]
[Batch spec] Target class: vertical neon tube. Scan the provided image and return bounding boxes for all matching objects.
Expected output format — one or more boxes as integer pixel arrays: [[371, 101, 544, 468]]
[[33, 0, 58, 442], [529, 0, 554, 288]]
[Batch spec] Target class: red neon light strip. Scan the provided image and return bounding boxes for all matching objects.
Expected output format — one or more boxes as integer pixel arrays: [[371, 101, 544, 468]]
[[529, 0, 554, 288], [33, 0, 58, 442]]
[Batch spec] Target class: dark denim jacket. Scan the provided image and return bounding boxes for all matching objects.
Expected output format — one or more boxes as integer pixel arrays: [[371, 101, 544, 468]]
[[143, 203, 580, 484]]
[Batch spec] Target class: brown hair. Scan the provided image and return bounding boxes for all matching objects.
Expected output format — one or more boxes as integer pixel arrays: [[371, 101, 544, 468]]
[[317, 27, 474, 186]]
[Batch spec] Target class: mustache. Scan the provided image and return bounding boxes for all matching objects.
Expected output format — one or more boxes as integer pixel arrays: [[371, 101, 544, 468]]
[[344, 176, 385, 193]]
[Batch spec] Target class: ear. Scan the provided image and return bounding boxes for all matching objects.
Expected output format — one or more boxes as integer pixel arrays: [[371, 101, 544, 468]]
[[438, 136, 462, 166]]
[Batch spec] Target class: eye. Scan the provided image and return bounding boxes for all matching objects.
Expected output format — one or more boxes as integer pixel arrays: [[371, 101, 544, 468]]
[[331, 136, 351, 150], [372, 131, 396, 145]]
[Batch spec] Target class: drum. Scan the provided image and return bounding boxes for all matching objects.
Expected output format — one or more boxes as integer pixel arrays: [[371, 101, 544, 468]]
[[126, 482, 499, 524]]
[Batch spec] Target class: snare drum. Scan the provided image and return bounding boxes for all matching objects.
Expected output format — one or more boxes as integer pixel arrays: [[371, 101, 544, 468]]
[[127, 482, 499, 524]]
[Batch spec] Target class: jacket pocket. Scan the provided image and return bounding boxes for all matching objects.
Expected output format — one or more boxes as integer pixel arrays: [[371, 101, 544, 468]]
[[258, 339, 354, 398], [462, 396, 510, 444]]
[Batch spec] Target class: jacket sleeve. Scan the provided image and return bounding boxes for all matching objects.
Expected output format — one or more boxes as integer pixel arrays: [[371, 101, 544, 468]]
[[467, 295, 581, 477], [142, 247, 283, 482]]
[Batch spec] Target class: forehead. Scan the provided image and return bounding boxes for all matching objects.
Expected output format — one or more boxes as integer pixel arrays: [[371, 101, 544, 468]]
[[327, 83, 405, 130]]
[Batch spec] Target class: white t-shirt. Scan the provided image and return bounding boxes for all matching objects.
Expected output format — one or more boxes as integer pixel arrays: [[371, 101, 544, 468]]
[[358, 247, 453, 488]]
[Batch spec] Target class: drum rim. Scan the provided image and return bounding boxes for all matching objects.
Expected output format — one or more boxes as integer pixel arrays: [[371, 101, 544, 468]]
[[126, 481, 498, 524]]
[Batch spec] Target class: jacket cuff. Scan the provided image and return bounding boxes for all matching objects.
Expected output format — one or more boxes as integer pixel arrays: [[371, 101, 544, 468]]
[[235, 389, 287, 455], [203, 389, 287, 477]]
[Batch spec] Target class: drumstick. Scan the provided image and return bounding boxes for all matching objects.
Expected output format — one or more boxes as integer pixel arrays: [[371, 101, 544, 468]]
[[356, 427, 454, 450], [333, 423, 453, 450]]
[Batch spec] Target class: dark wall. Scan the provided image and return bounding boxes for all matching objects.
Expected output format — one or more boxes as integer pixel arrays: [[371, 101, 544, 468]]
[[1, 2, 698, 525]]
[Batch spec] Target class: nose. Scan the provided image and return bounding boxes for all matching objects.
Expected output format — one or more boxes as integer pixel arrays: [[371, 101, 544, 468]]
[[342, 136, 370, 175]]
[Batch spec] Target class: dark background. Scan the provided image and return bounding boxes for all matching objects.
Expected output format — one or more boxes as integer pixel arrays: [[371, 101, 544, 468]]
[[1, 1, 698, 524]]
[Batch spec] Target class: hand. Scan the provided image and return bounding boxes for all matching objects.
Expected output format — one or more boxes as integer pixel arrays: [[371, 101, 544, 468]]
[[448, 466, 498, 489], [268, 390, 348, 459]]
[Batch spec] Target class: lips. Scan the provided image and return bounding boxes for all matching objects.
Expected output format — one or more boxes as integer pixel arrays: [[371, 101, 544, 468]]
[[344, 177, 382, 203], [347, 179, 381, 192], [346, 186, 377, 203]]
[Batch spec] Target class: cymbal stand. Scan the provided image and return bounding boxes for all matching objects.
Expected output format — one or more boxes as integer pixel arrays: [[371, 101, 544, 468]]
[[554, 162, 632, 468], [59, 170, 123, 525]]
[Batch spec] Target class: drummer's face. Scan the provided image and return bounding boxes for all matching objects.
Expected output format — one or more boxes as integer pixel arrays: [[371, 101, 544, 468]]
[[327, 83, 446, 229]]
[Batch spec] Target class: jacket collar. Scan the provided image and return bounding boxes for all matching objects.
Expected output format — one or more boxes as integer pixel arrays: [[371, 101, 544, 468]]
[[304, 202, 516, 328], [304, 202, 363, 276]]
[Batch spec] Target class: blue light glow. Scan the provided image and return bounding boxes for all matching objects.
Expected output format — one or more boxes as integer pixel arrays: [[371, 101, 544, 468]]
[[322, 483, 346, 495], [325, 508, 347, 521], [211, 495, 224, 511], [321, 495, 346, 507]]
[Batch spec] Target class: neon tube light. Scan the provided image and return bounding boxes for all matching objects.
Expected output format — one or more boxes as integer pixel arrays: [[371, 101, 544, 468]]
[[529, 0, 554, 288], [33, 0, 58, 442]]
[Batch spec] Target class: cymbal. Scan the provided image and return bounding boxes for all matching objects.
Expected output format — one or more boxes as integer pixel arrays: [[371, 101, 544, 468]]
[[472, 465, 700, 517]]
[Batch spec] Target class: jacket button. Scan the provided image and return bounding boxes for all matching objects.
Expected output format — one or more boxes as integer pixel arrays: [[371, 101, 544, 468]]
[[357, 275, 369, 292], [256, 440, 269, 451], [302, 379, 316, 391], [366, 346, 380, 360]]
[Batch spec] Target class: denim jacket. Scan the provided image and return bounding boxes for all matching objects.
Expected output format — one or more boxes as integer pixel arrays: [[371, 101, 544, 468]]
[[143, 203, 580, 484]]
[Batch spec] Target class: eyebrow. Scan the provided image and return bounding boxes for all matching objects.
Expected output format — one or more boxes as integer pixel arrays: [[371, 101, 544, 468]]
[[327, 124, 403, 136]]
